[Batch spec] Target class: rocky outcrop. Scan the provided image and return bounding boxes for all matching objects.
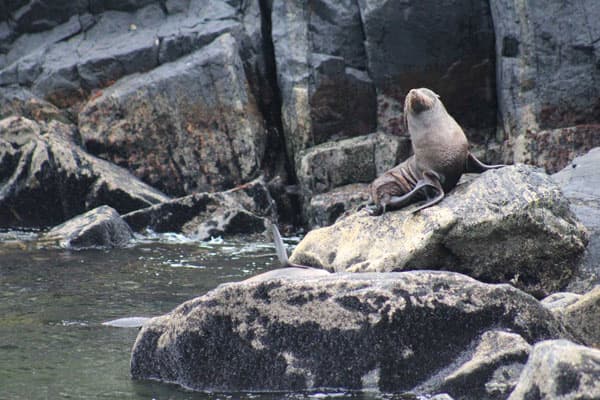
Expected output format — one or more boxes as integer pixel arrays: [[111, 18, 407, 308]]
[[78, 33, 266, 196], [490, 0, 600, 169], [507, 340, 600, 400], [270, 0, 377, 164], [543, 287, 600, 350], [290, 165, 588, 297], [123, 177, 276, 240], [0, 116, 169, 228], [41, 205, 133, 249], [552, 148, 600, 293], [295, 132, 410, 227], [131, 270, 570, 393]]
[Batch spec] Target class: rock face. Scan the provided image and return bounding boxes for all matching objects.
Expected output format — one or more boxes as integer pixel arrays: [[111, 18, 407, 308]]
[[0, 116, 169, 228], [123, 177, 276, 240], [552, 148, 600, 294], [41, 205, 133, 249], [359, 0, 497, 148], [131, 270, 569, 393], [507, 340, 600, 400], [290, 165, 588, 297], [79, 33, 266, 196], [491, 0, 600, 169], [271, 0, 377, 164]]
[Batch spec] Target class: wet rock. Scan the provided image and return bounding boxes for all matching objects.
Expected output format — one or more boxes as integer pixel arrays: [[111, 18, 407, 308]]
[[78, 33, 266, 196], [131, 270, 570, 392], [358, 0, 497, 147], [0, 116, 169, 228], [507, 340, 600, 400], [271, 0, 376, 163], [290, 165, 588, 297], [544, 287, 600, 349], [491, 1, 600, 166], [552, 148, 600, 293], [307, 183, 370, 229], [123, 177, 275, 240], [430, 330, 532, 400], [41, 205, 133, 249]]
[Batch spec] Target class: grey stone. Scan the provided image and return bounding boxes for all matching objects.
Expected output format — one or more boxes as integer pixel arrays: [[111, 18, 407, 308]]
[[0, 116, 169, 228], [271, 0, 376, 164], [507, 340, 600, 400], [433, 330, 531, 400], [307, 183, 370, 229], [553, 148, 600, 293], [290, 165, 588, 297], [542, 292, 582, 313], [78, 33, 266, 196], [131, 270, 570, 392], [296, 132, 410, 196], [41, 205, 133, 249], [123, 177, 276, 240], [0, 84, 70, 122], [546, 287, 600, 350], [490, 0, 600, 166]]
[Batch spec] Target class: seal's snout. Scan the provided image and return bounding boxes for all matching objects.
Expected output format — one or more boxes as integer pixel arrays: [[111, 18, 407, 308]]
[[406, 88, 436, 114]]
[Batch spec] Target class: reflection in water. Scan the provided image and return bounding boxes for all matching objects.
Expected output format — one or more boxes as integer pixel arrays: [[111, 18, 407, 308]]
[[0, 233, 417, 400]]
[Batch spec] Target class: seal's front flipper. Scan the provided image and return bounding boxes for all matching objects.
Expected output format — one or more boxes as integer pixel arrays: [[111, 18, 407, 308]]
[[382, 179, 431, 212], [466, 152, 505, 173]]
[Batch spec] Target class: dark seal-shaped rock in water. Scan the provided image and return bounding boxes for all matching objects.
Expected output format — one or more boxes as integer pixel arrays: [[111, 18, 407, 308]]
[[131, 270, 570, 393], [42, 205, 133, 249], [290, 165, 588, 297]]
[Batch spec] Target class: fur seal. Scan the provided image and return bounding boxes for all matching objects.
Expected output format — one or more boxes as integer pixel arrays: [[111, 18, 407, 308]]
[[368, 88, 504, 215]]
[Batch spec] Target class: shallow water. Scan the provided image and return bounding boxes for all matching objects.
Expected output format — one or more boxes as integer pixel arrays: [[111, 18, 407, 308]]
[[0, 233, 418, 400]]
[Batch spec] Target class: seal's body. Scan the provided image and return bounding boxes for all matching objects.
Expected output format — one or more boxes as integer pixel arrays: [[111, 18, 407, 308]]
[[369, 88, 503, 214]]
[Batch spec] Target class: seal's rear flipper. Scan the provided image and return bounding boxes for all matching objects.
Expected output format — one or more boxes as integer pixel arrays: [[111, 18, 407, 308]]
[[466, 152, 505, 173], [270, 223, 289, 267]]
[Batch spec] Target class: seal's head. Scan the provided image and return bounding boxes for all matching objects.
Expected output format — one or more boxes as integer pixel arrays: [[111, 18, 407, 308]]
[[405, 88, 440, 114]]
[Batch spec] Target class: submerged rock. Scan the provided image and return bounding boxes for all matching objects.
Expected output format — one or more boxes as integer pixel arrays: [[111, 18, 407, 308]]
[[507, 340, 600, 400], [131, 270, 569, 393], [290, 165, 588, 297], [123, 177, 276, 239], [0, 116, 169, 228], [41, 205, 133, 249]]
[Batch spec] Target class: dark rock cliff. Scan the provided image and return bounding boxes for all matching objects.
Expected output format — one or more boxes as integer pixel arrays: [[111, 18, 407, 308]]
[[1, 0, 599, 228]]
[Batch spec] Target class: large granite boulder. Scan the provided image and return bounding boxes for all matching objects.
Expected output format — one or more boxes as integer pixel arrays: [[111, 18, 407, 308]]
[[131, 270, 570, 394], [490, 0, 600, 169], [41, 205, 133, 249], [507, 340, 600, 400], [290, 165, 588, 297], [0, 116, 168, 228], [552, 148, 600, 293], [123, 177, 276, 240], [78, 33, 266, 196]]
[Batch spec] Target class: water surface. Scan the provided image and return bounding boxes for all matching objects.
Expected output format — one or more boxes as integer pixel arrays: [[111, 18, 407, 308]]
[[0, 232, 418, 400]]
